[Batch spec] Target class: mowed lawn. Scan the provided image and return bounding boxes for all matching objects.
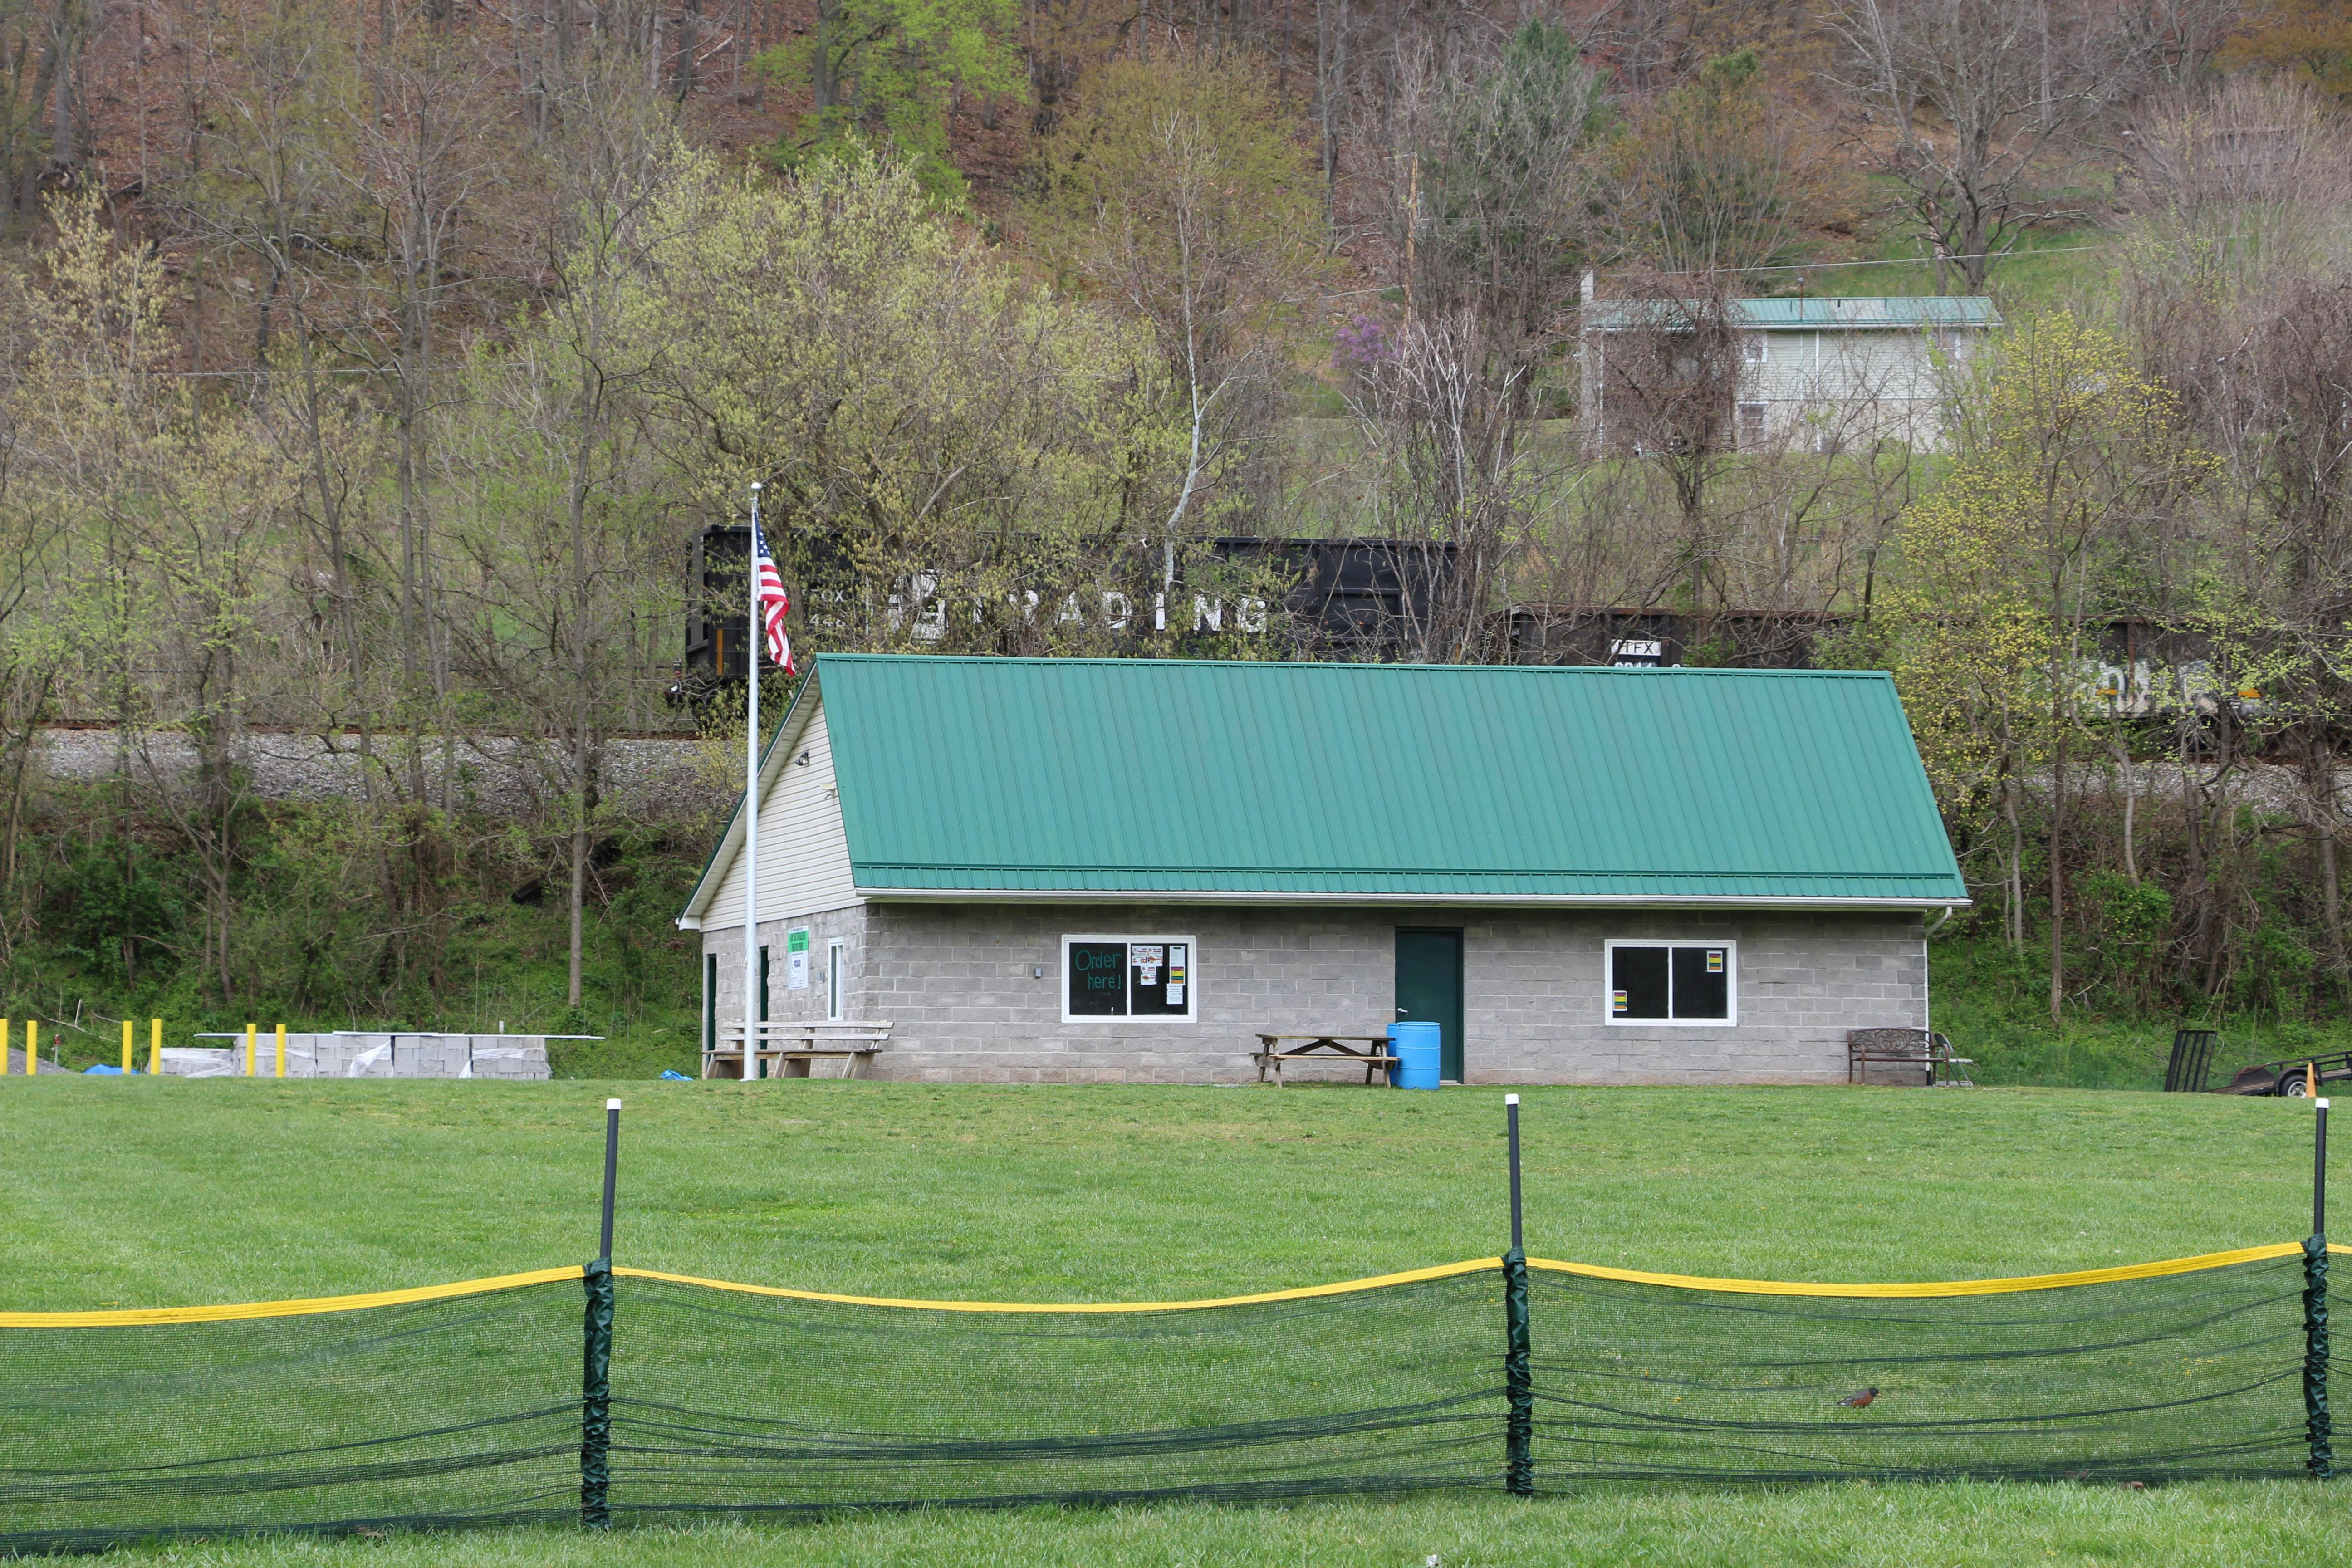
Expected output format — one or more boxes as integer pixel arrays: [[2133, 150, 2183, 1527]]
[[2, 1077, 2344, 1565]]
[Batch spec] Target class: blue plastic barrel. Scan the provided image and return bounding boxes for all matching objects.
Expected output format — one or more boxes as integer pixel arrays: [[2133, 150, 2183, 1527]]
[[1387, 1022, 1442, 1089]]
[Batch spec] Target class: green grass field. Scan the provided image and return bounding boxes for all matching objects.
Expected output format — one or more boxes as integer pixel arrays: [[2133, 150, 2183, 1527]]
[[4, 1078, 2345, 1563]]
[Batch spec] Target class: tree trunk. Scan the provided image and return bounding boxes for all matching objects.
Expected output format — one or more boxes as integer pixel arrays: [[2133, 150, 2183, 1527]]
[[2048, 730, 2064, 1026], [2313, 729, 2344, 985], [568, 769, 588, 1007], [2003, 778, 2024, 951]]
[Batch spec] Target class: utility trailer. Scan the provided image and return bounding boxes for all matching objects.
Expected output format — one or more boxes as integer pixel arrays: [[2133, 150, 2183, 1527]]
[[2223, 1050, 2352, 1098]]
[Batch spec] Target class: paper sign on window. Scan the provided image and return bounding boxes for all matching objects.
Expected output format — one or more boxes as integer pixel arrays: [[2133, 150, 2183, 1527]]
[[1706, 951, 1724, 973], [1132, 944, 1164, 985], [1612, 990, 1628, 1013]]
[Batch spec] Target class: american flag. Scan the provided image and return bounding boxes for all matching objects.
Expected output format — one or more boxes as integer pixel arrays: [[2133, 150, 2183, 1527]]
[[751, 519, 793, 674]]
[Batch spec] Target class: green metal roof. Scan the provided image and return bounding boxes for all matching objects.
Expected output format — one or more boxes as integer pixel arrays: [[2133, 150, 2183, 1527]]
[[1585, 296, 1999, 332], [809, 656, 1965, 906]]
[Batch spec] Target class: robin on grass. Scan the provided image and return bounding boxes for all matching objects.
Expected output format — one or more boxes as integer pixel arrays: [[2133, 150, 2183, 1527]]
[[1836, 1387, 1880, 1408]]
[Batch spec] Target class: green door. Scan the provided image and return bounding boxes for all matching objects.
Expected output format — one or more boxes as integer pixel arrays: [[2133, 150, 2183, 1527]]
[[1394, 928, 1465, 1082]]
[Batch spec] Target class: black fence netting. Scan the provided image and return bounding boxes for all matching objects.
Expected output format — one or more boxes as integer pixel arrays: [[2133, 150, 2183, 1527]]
[[0, 1280, 582, 1554], [601, 1270, 1503, 1519], [0, 1245, 2333, 1553], [1528, 1255, 2313, 1484]]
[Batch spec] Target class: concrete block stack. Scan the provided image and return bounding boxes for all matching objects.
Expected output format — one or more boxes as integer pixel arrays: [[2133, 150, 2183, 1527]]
[[157, 1032, 553, 1079]]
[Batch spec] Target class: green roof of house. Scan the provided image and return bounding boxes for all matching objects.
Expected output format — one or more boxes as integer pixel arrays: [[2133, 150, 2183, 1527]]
[[1585, 295, 1999, 333], [755, 656, 1963, 906]]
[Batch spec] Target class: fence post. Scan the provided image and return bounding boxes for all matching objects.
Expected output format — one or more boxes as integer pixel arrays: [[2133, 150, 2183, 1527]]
[[580, 1259, 613, 1527], [2308, 1098, 2332, 1481], [581, 1099, 622, 1528], [1503, 1094, 1533, 1496]]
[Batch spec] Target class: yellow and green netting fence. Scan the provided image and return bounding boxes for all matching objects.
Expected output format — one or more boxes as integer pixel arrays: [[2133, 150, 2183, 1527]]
[[0, 1243, 2334, 1551], [0, 1105, 2336, 1551]]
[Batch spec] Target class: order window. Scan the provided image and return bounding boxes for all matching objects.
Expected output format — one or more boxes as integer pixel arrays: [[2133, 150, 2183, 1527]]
[[1606, 941, 1735, 1025], [1063, 936, 1197, 1023]]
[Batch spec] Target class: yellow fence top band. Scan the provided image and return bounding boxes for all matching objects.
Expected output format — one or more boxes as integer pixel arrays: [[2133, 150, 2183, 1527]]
[[0, 1267, 585, 1328], [0, 1244, 2333, 1325], [1528, 1241, 2313, 1298], [609, 1259, 1503, 1313]]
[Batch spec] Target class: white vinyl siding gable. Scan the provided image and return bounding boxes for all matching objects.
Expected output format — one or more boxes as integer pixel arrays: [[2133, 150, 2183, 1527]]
[[1736, 328, 1971, 448], [705, 700, 858, 930]]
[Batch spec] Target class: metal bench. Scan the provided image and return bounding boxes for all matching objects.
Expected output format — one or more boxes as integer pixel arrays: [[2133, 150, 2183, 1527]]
[[706, 1022, 893, 1080], [1847, 1027, 1974, 1088]]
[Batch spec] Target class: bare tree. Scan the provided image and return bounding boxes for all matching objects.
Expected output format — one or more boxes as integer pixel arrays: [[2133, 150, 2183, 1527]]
[[1588, 272, 1747, 615], [1823, 0, 2129, 290], [1025, 46, 1324, 539], [1333, 16, 1607, 661], [1603, 46, 1847, 285]]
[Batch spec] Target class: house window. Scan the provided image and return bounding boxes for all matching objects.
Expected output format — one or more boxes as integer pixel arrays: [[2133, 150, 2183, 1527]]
[[1742, 333, 1768, 364], [1606, 941, 1735, 1026], [1063, 935, 1198, 1023], [1736, 402, 1769, 450], [826, 939, 848, 1022]]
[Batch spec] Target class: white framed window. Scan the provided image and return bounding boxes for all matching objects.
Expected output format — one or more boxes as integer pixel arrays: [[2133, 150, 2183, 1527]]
[[1736, 402, 1769, 450], [825, 939, 848, 1021], [1062, 935, 1199, 1023], [1605, 940, 1736, 1026], [1742, 333, 1769, 364]]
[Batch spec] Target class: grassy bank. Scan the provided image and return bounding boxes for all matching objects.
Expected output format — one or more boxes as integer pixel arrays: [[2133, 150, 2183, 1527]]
[[10, 797, 2346, 1090], [1929, 934, 2352, 1091]]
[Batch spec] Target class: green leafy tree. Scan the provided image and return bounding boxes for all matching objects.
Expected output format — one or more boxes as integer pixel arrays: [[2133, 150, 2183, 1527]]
[[636, 147, 1176, 656], [1887, 314, 2206, 1021], [759, 0, 1023, 203]]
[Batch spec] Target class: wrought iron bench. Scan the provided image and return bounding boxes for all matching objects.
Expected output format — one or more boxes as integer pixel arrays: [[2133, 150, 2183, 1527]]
[[1847, 1027, 1974, 1088]]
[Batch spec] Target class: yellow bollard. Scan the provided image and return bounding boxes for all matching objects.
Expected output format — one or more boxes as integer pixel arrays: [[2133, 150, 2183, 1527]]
[[122, 1019, 133, 1074], [275, 1023, 286, 1079], [245, 1023, 257, 1077], [1, 1018, 9, 1075], [150, 1018, 162, 1077], [25, 1019, 35, 1075]]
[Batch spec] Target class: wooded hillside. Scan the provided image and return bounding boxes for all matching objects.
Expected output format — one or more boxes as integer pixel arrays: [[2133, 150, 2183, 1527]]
[[3, 0, 2352, 1057]]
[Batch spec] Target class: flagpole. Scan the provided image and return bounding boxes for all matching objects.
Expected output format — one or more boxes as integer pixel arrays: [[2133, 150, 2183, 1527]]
[[742, 482, 762, 1083]]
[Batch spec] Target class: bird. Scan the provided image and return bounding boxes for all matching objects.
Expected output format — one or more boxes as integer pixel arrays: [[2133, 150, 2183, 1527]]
[[1836, 1387, 1880, 1408]]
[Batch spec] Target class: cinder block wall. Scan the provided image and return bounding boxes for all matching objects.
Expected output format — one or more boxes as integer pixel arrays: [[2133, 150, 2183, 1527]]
[[703, 906, 873, 1039], [1465, 911, 1927, 1084], [698, 904, 1929, 1085]]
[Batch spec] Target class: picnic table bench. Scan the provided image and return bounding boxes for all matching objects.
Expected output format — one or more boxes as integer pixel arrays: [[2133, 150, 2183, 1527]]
[[1254, 1034, 1400, 1087], [707, 1022, 892, 1080]]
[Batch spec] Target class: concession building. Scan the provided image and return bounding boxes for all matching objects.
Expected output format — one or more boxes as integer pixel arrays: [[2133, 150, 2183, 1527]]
[[675, 655, 1967, 1084]]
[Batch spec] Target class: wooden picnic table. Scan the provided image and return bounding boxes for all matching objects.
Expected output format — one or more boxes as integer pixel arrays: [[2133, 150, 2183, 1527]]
[[1254, 1033, 1400, 1087]]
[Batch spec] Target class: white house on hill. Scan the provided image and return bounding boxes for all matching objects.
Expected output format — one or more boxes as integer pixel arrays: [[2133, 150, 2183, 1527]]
[[1579, 287, 1999, 455]]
